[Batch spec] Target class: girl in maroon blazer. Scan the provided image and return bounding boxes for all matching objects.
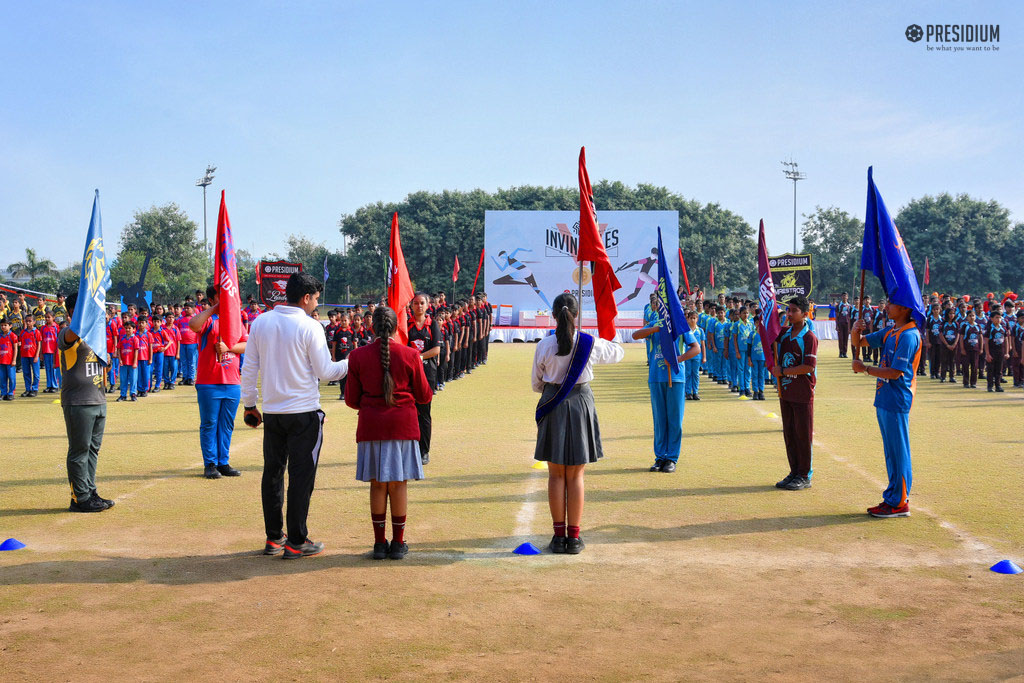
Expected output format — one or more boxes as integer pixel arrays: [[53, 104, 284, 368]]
[[345, 306, 432, 560]]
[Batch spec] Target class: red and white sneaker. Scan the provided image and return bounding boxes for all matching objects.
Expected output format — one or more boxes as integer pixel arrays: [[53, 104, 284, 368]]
[[867, 501, 910, 518]]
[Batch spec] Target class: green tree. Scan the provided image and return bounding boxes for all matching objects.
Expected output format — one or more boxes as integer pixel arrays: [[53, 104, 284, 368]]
[[7, 248, 57, 280], [800, 206, 879, 300], [115, 204, 209, 302], [1000, 222, 1024, 294], [895, 194, 1013, 296], [678, 200, 756, 295]]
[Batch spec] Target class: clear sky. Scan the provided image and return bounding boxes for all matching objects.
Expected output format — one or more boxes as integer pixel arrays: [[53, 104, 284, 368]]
[[1, 1, 1021, 269]]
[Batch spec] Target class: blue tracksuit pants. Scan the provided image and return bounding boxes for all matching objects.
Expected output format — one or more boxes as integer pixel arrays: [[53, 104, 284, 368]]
[[196, 383, 240, 466], [649, 381, 686, 462], [120, 365, 137, 398], [685, 357, 701, 396], [751, 358, 766, 392], [877, 407, 912, 507]]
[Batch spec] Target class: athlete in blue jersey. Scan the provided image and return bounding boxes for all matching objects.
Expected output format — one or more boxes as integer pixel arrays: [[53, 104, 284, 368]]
[[852, 301, 922, 518]]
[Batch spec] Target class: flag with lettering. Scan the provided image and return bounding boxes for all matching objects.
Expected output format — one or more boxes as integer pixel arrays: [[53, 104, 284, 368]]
[[861, 167, 926, 327], [387, 212, 415, 344], [214, 191, 243, 347], [577, 146, 621, 340], [655, 226, 690, 377], [70, 190, 113, 363], [756, 220, 782, 370]]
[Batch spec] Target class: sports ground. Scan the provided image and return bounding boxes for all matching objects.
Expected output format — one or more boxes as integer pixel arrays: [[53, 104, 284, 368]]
[[1, 341, 1022, 680]]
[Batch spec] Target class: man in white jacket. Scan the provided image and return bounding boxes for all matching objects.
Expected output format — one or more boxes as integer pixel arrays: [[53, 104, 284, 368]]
[[241, 272, 348, 559]]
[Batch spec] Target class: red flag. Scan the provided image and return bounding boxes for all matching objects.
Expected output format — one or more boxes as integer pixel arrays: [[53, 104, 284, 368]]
[[756, 220, 782, 371], [452, 254, 460, 282], [214, 190, 242, 347], [387, 212, 414, 345], [709, 260, 715, 288], [678, 248, 691, 296], [471, 247, 485, 295], [577, 147, 621, 340], [924, 256, 930, 285]]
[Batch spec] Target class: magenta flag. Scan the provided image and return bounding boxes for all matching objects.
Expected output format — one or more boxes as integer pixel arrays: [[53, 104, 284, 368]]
[[756, 219, 782, 370]]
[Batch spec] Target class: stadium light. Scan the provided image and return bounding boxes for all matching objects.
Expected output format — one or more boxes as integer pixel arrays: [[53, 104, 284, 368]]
[[196, 165, 217, 258], [781, 160, 806, 253]]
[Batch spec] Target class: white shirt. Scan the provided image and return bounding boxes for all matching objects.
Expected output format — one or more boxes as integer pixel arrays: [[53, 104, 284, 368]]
[[240, 304, 348, 414], [531, 332, 624, 393]]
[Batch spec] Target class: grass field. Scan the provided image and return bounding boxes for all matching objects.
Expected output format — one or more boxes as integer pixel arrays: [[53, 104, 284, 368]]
[[1, 341, 1023, 681]]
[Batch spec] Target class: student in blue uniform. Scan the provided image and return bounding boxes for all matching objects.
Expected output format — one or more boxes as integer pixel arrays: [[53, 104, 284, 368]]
[[851, 301, 921, 518], [684, 309, 705, 401], [750, 310, 767, 400], [983, 309, 1008, 392], [732, 307, 755, 398], [924, 303, 943, 379], [958, 309, 982, 389], [634, 304, 700, 473], [938, 308, 959, 383], [712, 306, 728, 385]]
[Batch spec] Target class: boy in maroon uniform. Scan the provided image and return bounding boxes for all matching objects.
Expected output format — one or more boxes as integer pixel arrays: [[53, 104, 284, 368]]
[[769, 297, 818, 491], [333, 312, 354, 399]]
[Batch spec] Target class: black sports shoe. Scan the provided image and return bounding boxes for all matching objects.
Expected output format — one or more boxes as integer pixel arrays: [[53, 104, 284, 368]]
[[693, 394, 701, 400], [549, 535, 567, 554], [775, 474, 795, 489], [660, 460, 677, 473], [995, 386, 1004, 393], [421, 452, 429, 465], [782, 476, 811, 490], [116, 396, 126, 402], [650, 459, 664, 472], [204, 465, 222, 479], [564, 537, 585, 554], [372, 541, 390, 560], [91, 490, 115, 509], [69, 496, 108, 513], [388, 541, 409, 560], [263, 535, 286, 556], [283, 538, 325, 559], [130, 395, 137, 401], [217, 464, 242, 477]]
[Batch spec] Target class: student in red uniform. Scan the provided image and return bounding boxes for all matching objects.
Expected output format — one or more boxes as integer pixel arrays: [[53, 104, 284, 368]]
[[346, 306, 432, 560], [117, 320, 139, 401], [407, 293, 442, 465], [149, 315, 166, 393], [769, 297, 818, 490], [40, 311, 61, 393], [19, 313, 42, 397], [105, 309, 119, 391], [0, 318, 18, 400], [135, 316, 152, 397], [161, 313, 180, 390], [189, 285, 249, 479], [177, 303, 198, 385]]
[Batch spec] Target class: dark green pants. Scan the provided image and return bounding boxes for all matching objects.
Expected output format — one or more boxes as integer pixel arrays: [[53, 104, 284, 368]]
[[63, 403, 106, 503]]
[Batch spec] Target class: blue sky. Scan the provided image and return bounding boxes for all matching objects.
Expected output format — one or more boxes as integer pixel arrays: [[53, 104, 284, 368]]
[[1, 1, 1020, 269]]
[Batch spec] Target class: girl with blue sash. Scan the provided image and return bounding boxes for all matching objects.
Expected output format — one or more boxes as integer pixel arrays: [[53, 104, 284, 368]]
[[532, 293, 623, 555]]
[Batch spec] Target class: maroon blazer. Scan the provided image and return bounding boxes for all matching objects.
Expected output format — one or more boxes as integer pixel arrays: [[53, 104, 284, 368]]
[[345, 338, 432, 442]]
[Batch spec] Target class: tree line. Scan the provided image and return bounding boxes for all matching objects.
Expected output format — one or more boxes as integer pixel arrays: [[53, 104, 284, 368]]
[[6, 185, 1022, 305]]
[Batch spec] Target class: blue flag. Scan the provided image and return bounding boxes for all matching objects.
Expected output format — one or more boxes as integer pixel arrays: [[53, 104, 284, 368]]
[[70, 190, 113, 363], [861, 167, 925, 328], [654, 226, 691, 376], [323, 254, 329, 284]]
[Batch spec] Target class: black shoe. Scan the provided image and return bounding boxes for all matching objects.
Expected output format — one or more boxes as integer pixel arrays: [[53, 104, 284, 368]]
[[650, 459, 664, 472], [775, 474, 795, 489], [995, 386, 1004, 393], [372, 541, 390, 560], [2, 395, 12, 401], [421, 452, 429, 465], [660, 460, 677, 473], [549, 535, 567, 554], [216, 464, 242, 477], [130, 395, 137, 401], [263, 535, 287, 556], [388, 541, 409, 560], [564, 537, 585, 554], [91, 490, 115, 508], [782, 476, 811, 490], [693, 394, 701, 400], [116, 396, 126, 402], [988, 386, 994, 392], [283, 538, 325, 559], [69, 496, 108, 513], [138, 391, 147, 398], [204, 465, 222, 479]]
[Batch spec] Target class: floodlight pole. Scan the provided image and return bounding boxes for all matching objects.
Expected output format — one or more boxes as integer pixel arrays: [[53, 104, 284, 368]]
[[781, 160, 806, 253], [195, 164, 216, 259]]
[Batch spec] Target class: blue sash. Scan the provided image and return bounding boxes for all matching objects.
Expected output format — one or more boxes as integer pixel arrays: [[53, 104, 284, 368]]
[[535, 333, 594, 423]]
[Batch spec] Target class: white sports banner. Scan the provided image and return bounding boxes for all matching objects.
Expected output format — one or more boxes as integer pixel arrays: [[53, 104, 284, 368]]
[[484, 210, 680, 322]]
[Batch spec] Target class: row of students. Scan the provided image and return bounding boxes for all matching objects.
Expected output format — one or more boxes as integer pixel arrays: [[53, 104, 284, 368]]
[[923, 301, 1024, 391], [0, 311, 64, 399]]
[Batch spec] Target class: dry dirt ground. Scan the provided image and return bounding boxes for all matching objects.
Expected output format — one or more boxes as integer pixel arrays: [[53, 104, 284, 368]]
[[1, 342, 1023, 681]]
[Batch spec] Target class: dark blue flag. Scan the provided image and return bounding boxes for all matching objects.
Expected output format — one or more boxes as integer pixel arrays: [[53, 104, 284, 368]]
[[323, 254, 329, 284], [654, 226, 691, 376], [861, 167, 925, 328], [70, 190, 112, 363]]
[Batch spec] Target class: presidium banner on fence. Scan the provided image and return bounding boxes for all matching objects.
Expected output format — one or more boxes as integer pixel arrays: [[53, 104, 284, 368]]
[[767, 253, 814, 302], [484, 210, 679, 322]]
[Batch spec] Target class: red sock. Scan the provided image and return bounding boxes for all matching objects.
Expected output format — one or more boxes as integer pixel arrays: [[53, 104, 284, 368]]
[[371, 513, 386, 544], [392, 515, 406, 544], [553, 522, 566, 537], [567, 525, 580, 539]]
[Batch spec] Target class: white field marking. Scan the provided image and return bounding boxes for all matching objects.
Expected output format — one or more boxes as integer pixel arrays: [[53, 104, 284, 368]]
[[748, 401, 997, 560], [510, 469, 548, 541]]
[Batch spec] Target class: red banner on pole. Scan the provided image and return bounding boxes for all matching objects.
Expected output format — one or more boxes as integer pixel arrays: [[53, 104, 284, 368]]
[[387, 212, 414, 345], [471, 248, 485, 295], [678, 248, 691, 296], [214, 191, 242, 347]]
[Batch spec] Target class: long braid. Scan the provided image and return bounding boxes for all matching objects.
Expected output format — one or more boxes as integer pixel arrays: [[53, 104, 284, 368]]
[[373, 306, 398, 406]]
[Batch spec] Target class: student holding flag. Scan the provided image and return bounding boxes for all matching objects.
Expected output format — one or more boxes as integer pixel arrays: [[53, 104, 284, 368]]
[[850, 168, 925, 519], [632, 228, 700, 474], [62, 191, 115, 513]]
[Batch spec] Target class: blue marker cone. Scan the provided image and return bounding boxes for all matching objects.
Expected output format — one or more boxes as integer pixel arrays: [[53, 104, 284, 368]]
[[513, 542, 541, 556], [0, 538, 26, 551], [990, 560, 1022, 575]]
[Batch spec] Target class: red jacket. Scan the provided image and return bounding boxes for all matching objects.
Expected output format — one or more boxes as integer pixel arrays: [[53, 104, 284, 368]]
[[345, 339, 432, 442]]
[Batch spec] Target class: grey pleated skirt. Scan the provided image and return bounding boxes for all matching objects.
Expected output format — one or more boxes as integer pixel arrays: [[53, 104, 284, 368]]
[[534, 382, 603, 465], [356, 440, 425, 482]]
